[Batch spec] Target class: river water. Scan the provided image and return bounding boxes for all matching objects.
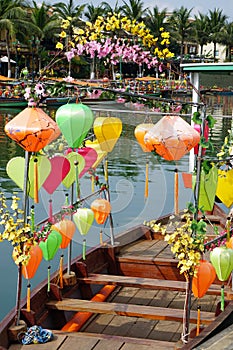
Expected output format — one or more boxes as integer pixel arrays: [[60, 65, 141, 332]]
[[0, 94, 232, 321]]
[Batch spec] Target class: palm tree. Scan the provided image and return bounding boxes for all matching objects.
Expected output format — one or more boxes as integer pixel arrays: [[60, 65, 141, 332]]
[[219, 21, 233, 61], [100, 1, 122, 16], [0, 0, 31, 77], [121, 0, 147, 22], [84, 4, 105, 22], [207, 8, 228, 61], [29, 1, 61, 75], [168, 6, 194, 64], [193, 13, 210, 57], [144, 6, 168, 40]]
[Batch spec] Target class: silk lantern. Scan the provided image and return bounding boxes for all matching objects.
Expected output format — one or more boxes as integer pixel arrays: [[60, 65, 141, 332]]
[[210, 246, 233, 311], [53, 219, 76, 249], [4, 107, 60, 152], [55, 103, 94, 148], [134, 123, 154, 198], [192, 260, 216, 298], [194, 122, 209, 155], [39, 230, 62, 292], [65, 147, 98, 179], [216, 169, 233, 208], [73, 208, 94, 260], [91, 198, 111, 244], [144, 115, 200, 161]]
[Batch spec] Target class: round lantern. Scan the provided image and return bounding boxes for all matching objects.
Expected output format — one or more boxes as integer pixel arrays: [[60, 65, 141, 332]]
[[39, 230, 62, 261], [192, 260, 216, 298], [4, 107, 60, 152], [52, 219, 76, 249], [55, 103, 94, 148], [144, 115, 200, 161], [210, 246, 233, 281], [91, 198, 111, 225], [134, 123, 154, 152], [93, 117, 122, 152]]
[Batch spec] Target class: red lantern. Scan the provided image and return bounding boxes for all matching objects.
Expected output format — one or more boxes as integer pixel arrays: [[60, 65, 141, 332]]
[[192, 260, 216, 298], [91, 198, 111, 224], [194, 122, 209, 155], [144, 115, 200, 161], [53, 219, 76, 249], [4, 107, 60, 152]]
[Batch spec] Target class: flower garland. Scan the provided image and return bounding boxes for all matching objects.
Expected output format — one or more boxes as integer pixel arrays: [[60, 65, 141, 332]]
[[57, 13, 174, 70], [23, 83, 46, 106]]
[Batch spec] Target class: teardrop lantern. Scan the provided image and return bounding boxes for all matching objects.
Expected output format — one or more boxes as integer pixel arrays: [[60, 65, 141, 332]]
[[93, 117, 122, 153], [192, 260, 216, 298], [134, 123, 154, 152], [73, 208, 94, 260], [39, 229, 62, 261], [144, 115, 200, 161], [5, 107, 60, 152], [210, 246, 233, 282], [56, 103, 94, 148], [53, 219, 76, 249], [216, 169, 233, 208]]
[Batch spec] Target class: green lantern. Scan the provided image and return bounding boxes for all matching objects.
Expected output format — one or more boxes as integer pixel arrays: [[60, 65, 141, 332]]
[[73, 208, 94, 260], [210, 246, 233, 282], [56, 103, 94, 148]]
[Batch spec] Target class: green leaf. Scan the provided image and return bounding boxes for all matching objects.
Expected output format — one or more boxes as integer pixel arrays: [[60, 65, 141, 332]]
[[192, 111, 201, 124], [206, 115, 216, 129]]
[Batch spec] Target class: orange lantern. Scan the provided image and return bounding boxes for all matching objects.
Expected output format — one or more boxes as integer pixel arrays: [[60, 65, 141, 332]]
[[53, 219, 76, 249], [91, 198, 111, 225], [22, 244, 43, 280], [144, 115, 200, 161], [4, 107, 60, 152], [226, 237, 233, 249], [134, 123, 154, 152], [192, 260, 216, 298]]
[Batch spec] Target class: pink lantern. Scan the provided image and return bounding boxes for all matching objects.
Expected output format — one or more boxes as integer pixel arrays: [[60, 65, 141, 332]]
[[144, 115, 200, 161], [194, 122, 209, 155]]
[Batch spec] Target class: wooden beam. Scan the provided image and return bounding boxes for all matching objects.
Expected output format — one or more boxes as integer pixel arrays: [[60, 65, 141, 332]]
[[46, 298, 215, 325], [77, 274, 222, 295]]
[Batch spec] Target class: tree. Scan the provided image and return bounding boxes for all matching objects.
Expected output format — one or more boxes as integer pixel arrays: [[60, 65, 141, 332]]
[[28, 1, 61, 75], [121, 0, 147, 22], [193, 13, 210, 56], [207, 8, 228, 61], [144, 6, 168, 41], [0, 0, 30, 77], [219, 21, 233, 62], [100, 1, 122, 16], [168, 6, 194, 64], [84, 4, 105, 22]]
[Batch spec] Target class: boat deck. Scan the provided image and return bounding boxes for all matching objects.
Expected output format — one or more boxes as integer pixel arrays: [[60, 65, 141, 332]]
[[8, 237, 222, 350]]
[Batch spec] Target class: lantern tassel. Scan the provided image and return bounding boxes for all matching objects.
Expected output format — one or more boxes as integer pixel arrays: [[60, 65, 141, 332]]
[[47, 265, 51, 292], [27, 283, 31, 312], [91, 174, 95, 192], [100, 230, 103, 245], [174, 168, 179, 215], [196, 305, 201, 336], [144, 160, 149, 199], [34, 158, 39, 203], [221, 284, 225, 311], [83, 239, 86, 260], [104, 159, 108, 182], [59, 255, 64, 289], [226, 217, 231, 242]]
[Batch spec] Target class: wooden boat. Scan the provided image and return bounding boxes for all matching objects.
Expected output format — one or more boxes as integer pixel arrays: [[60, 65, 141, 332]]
[[0, 97, 28, 108], [0, 201, 232, 350]]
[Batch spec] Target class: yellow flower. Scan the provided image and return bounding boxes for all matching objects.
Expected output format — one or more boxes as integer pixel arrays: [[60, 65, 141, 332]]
[[56, 42, 64, 50], [59, 31, 67, 38]]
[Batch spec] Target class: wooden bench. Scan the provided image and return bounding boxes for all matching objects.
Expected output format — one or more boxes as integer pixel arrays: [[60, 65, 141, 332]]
[[77, 273, 222, 295], [46, 298, 215, 325]]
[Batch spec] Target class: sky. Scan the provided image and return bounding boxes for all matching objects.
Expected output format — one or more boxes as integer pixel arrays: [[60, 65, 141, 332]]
[[61, 0, 233, 22]]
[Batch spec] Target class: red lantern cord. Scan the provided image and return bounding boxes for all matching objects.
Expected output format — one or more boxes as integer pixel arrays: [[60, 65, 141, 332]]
[[27, 283, 31, 312], [49, 199, 53, 223], [34, 158, 39, 203]]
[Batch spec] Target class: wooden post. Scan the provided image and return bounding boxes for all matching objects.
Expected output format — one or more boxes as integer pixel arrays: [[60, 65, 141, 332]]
[[182, 275, 193, 344]]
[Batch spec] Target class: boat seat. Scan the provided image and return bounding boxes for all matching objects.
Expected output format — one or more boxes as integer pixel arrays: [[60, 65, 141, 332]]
[[46, 298, 215, 325], [77, 273, 222, 295]]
